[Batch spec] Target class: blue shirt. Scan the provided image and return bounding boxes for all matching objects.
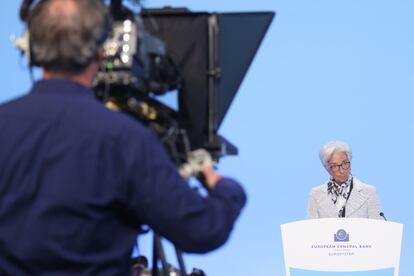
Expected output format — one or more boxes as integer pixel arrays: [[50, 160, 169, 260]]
[[0, 79, 246, 275]]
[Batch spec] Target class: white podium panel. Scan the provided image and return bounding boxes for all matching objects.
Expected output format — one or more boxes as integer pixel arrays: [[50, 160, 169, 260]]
[[281, 218, 403, 276]]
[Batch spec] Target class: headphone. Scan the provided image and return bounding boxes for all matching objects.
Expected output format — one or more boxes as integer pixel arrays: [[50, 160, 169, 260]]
[[17, 0, 111, 71], [19, 0, 37, 22]]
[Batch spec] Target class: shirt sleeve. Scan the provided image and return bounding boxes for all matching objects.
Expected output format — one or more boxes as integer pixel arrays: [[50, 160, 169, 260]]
[[119, 127, 246, 253], [367, 186, 383, 220]]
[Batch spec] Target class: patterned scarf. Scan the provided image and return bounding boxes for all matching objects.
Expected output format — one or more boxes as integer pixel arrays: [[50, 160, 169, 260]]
[[327, 175, 353, 217]]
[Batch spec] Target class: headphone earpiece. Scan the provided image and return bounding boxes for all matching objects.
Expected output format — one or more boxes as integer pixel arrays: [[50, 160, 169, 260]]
[[16, 0, 35, 65]]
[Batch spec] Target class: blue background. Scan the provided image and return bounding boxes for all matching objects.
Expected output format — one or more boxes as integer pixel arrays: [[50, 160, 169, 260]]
[[1, 1, 413, 275]]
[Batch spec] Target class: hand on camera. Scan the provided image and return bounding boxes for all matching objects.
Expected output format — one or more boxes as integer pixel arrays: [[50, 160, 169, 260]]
[[179, 149, 222, 190]]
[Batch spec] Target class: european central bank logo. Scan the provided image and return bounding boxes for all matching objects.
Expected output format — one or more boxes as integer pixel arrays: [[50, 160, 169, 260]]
[[334, 229, 349, 242]]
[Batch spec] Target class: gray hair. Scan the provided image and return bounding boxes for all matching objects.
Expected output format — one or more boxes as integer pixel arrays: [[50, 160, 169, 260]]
[[319, 141, 352, 169], [27, 0, 107, 74]]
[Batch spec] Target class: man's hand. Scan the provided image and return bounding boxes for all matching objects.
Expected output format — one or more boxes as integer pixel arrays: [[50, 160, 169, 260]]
[[200, 163, 222, 190], [179, 149, 222, 189]]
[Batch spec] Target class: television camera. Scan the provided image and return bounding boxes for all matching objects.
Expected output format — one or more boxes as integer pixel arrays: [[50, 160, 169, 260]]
[[94, 0, 274, 174]]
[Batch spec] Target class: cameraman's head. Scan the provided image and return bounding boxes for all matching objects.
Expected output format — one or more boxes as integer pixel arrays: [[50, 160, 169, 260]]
[[26, 0, 108, 85]]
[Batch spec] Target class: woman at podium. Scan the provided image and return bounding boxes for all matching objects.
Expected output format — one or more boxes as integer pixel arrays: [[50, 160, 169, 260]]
[[307, 141, 383, 219]]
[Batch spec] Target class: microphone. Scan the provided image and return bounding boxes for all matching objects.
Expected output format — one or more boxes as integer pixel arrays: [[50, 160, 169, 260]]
[[379, 212, 387, 221]]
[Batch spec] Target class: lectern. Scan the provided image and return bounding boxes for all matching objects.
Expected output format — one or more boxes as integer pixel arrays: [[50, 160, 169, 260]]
[[281, 218, 403, 276]]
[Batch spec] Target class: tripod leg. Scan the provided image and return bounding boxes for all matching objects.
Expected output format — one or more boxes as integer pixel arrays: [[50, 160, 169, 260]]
[[175, 246, 187, 276], [153, 233, 170, 276], [152, 234, 159, 276]]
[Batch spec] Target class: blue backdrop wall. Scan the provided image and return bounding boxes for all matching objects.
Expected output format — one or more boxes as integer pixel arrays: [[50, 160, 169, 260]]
[[1, 1, 413, 275]]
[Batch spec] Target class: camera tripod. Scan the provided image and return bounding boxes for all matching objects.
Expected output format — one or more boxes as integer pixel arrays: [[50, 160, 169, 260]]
[[132, 232, 206, 276]]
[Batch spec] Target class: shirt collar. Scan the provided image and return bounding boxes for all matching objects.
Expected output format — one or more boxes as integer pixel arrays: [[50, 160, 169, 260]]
[[30, 79, 95, 99]]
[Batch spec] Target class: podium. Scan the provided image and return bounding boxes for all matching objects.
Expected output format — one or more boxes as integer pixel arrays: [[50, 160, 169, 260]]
[[281, 218, 403, 276]]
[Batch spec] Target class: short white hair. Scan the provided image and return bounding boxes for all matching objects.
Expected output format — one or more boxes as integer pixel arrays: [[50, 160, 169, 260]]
[[319, 141, 352, 169]]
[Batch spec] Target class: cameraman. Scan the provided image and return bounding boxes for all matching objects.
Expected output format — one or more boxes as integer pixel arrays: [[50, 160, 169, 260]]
[[0, 0, 246, 275]]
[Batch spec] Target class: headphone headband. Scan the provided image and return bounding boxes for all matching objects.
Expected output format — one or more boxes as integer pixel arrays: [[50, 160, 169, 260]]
[[20, 0, 35, 22]]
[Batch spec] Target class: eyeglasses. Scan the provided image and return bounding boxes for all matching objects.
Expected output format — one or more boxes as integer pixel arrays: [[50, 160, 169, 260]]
[[329, 161, 350, 172]]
